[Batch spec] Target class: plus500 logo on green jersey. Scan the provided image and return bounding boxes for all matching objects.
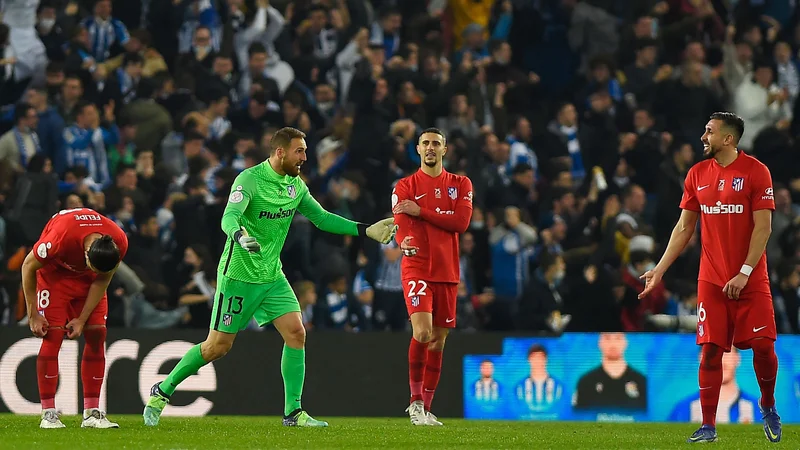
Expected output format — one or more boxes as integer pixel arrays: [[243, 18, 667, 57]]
[[259, 208, 295, 219]]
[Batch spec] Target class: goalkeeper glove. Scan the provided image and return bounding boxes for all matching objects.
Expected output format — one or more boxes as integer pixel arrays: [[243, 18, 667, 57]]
[[234, 227, 261, 253], [359, 218, 398, 244]]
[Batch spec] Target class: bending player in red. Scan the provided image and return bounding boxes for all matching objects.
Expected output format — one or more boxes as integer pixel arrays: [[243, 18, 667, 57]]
[[641, 112, 780, 443], [392, 128, 473, 425], [21, 207, 128, 429]]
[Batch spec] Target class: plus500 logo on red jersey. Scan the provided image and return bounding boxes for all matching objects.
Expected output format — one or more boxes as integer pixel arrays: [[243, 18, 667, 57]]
[[700, 201, 745, 215]]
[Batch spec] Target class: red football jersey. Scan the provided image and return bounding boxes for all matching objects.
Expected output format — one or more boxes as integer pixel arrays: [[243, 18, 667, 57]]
[[393, 169, 473, 283], [680, 152, 774, 293], [33, 208, 129, 281]]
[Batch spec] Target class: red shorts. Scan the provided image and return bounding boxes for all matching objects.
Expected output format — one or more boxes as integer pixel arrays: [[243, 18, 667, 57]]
[[696, 280, 776, 352], [36, 270, 108, 329], [403, 279, 457, 328]]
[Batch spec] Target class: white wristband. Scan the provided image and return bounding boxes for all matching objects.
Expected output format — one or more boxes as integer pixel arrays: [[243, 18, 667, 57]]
[[740, 264, 753, 277]]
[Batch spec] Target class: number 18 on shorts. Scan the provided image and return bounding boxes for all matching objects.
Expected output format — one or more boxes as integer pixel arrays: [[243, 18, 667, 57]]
[[403, 279, 458, 328]]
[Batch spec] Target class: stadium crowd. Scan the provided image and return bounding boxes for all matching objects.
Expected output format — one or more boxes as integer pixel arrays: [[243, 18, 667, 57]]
[[0, 0, 800, 334]]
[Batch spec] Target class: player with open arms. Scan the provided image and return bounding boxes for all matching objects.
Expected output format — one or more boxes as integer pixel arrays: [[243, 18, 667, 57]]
[[143, 127, 397, 427], [21, 208, 128, 429], [640, 112, 781, 443], [392, 128, 473, 425]]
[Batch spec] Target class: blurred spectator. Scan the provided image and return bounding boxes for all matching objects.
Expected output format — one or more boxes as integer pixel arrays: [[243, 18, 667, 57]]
[[0, 0, 798, 335]]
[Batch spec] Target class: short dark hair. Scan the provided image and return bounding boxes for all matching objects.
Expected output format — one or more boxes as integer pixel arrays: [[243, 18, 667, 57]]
[[248, 42, 267, 58], [244, 147, 265, 162], [184, 175, 206, 193], [123, 52, 144, 67], [87, 235, 120, 273], [14, 102, 35, 124], [418, 127, 446, 145], [538, 250, 561, 273], [116, 163, 136, 176], [709, 112, 745, 144], [528, 344, 547, 358], [269, 127, 306, 155], [75, 100, 95, 117]]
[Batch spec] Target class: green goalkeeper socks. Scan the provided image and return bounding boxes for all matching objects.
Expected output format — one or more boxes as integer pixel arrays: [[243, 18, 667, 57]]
[[281, 345, 306, 416], [159, 344, 208, 396]]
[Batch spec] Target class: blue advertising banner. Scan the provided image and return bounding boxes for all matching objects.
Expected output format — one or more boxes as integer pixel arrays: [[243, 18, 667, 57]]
[[464, 333, 800, 423]]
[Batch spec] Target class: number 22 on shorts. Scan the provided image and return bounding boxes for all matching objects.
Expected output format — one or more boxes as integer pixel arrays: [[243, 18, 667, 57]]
[[407, 280, 427, 307]]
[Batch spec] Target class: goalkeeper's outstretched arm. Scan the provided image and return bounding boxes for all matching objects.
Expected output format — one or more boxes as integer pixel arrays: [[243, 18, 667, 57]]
[[221, 171, 254, 240], [298, 192, 396, 243]]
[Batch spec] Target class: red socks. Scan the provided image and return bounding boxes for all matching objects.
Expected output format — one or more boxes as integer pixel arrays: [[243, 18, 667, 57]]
[[751, 339, 778, 408], [37, 329, 65, 410], [699, 344, 723, 428], [81, 327, 107, 410], [408, 338, 427, 403], [423, 350, 443, 411]]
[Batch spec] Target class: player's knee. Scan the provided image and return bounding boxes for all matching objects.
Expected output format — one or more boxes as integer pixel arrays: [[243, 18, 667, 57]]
[[749, 338, 775, 356], [428, 330, 448, 351], [412, 327, 432, 343], [700, 343, 723, 369], [283, 324, 306, 348], [428, 337, 446, 351], [39, 329, 65, 357], [83, 326, 107, 347]]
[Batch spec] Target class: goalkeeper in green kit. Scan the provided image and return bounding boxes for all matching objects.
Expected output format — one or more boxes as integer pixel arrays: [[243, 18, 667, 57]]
[[143, 127, 397, 427]]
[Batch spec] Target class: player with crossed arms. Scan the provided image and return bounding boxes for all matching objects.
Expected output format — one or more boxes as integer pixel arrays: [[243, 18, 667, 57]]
[[22, 207, 128, 429], [640, 112, 781, 443], [143, 127, 397, 427], [392, 128, 473, 425]]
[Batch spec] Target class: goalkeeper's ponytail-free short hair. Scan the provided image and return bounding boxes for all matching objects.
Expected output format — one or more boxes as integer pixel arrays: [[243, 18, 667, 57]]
[[270, 127, 306, 155]]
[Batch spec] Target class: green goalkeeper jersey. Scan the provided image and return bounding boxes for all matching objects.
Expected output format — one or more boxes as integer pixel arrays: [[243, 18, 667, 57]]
[[218, 161, 360, 283]]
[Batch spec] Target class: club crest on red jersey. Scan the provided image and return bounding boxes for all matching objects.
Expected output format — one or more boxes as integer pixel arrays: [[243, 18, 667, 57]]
[[732, 177, 744, 192], [434, 188, 441, 198], [287, 185, 296, 199], [448, 187, 457, 200], [718, 179, 725, 191]]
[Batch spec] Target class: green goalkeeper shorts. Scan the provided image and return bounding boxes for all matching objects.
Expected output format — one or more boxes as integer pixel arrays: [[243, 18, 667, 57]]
[[210, 275, 301, 333]]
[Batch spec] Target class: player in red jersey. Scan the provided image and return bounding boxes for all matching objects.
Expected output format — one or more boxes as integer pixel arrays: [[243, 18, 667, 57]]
[[392, 128, 473, 426], [640, 113, 781, 443], [20, 207, 128, 429]]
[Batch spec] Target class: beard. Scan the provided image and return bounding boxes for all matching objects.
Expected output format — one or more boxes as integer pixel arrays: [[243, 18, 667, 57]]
[[702, 143, 719, 158], [281, 156, 302, 177]]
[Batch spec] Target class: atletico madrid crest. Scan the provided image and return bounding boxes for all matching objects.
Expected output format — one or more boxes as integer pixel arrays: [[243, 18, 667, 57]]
[[448, 187, 457, 200], [732, 177, 744, 192], [287, 185, 296, 198]]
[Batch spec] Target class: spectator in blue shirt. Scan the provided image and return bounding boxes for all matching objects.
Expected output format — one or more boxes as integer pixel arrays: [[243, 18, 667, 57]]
[[63, 100, 119, 191]]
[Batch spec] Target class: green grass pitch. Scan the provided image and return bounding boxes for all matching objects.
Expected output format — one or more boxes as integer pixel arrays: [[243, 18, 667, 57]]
[[0, 414, 793, 449]]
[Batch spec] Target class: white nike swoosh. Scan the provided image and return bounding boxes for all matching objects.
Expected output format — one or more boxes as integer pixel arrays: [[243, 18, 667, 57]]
[[92, 376, 104, 380], [415, 194, 426, 200], [699, 386, 712, 390], [698, 185, 709, 191], [753, 326, 767, 332], [445, 318, 454, 323], [44, 375, 57, 379]]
